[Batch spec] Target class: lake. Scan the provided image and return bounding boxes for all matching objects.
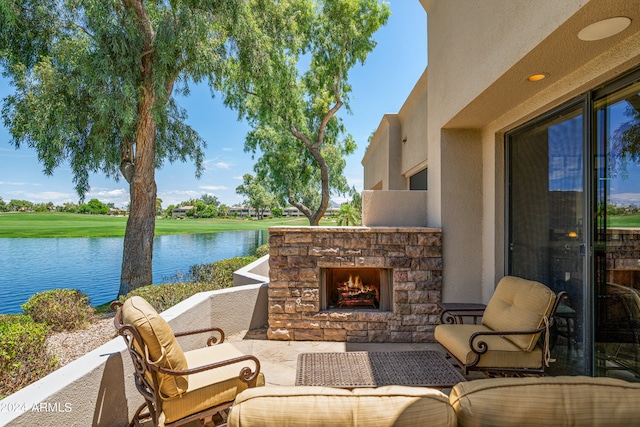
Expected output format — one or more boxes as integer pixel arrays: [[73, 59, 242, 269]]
[[0, 230, 267, 314]]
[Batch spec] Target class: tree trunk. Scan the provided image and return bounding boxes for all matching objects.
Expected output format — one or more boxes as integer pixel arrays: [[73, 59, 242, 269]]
[[309, 146, 330, 226], [118, 85, 157, 297], [118, 0, 159, 298]]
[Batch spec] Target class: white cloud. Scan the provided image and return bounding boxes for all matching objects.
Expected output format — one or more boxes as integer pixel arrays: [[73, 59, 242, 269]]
[[214, 161, 231, 169], [2, 190, 77, 204], [0, 181, 41, 186], [84, 187, 130, 207], [222, 147, 233, 152], [88, 188, 128, 198], [200, 185, 227, 191], [157, 190, 201, 207], [609, 193, 640, 205]]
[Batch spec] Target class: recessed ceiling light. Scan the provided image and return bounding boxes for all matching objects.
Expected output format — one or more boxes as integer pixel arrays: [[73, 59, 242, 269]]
[[527, 73, 547, 82], [578, 17, 631, 41]]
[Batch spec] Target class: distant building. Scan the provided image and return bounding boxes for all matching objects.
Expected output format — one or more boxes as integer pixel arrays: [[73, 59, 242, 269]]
[[108, 207, 127, 216], [171, 206, 194, 218]]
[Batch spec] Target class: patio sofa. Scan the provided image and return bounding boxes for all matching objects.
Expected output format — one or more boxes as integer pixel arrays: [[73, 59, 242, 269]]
[[228, 376, 640, 426]]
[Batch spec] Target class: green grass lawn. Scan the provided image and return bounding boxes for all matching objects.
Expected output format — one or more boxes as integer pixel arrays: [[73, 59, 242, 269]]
[[0, 212, 337, 238], [606, 215, 640, 228]]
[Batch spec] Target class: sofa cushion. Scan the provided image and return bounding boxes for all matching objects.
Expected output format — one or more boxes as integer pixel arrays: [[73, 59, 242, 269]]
[[121, 296, 188, 398], [228, 385, 457, 427], [162, 343, 265, 424], [482, 276, 556, 351], [450, 376, 640, 427], [434, 324, 543, 369]]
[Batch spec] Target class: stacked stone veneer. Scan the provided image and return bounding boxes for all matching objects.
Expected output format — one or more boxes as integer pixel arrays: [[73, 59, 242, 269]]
[[267, 226, 443, 343]]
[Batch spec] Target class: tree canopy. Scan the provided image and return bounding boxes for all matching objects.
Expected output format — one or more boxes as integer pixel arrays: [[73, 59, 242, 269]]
[[0, 0, 261, 296], [236, 173, 276, 220], [217, 0, 390, 225]]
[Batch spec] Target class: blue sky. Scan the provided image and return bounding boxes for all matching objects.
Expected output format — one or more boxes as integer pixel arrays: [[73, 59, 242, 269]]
[[0, 1, 427, 209]]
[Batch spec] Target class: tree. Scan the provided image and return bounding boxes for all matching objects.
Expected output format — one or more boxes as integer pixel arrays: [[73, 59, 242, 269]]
[[336, 203, 360, 226], [33, 201, 54, 212], [0, 197, 7, 212], [78, 198, 109, 215], [218, 0, 390, 225], [218, 204, 230, 217], [61, 202, 78, 213], [348, 186, 362, 214], [156, 198, 163, 217], [7, 199, 33, 212], [200, 193, 220, 208], [609, 102, 640, 180], [0, 1, 259, 296], [236, 174, 276, 220]]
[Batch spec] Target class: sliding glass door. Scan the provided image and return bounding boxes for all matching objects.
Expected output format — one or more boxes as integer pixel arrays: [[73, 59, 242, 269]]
[[594, 78, 640, 380], [507, 69, 640, 379], [508, 101, 588, 375]]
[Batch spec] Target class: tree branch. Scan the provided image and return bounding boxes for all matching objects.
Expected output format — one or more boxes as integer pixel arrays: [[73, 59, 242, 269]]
[[122, 0, 155, 58], [315, 98, 343, 150]]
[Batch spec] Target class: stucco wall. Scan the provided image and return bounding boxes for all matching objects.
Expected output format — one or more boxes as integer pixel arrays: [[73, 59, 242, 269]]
[[233, 254, 270, 287], [425, 0, 588, 129], [398, 69, 428, 178], [0, 285, 268, 426], [361, 190, 428, 227], [362, 114, 403, 190], [439, 129, 483, 302], [423, 0, 640, 303]]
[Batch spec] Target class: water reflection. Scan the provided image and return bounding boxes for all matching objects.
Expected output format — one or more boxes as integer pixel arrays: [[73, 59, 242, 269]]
[[0, 230, 266, 314]]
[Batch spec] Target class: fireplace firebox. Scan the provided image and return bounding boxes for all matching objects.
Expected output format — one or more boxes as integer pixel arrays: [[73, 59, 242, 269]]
[[320, 268, 393, 311]]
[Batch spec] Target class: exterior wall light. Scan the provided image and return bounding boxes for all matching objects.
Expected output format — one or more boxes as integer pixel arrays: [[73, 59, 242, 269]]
[[578, 17, 631, 41], [527, 73, 548, 82]]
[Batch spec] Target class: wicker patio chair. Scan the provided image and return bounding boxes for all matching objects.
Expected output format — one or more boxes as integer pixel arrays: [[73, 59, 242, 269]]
[[435, 276, 567, 376], [112, 296, 264, 427]]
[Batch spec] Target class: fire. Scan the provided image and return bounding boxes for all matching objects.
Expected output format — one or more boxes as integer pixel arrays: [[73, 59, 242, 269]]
[[339, 275, 378, 297], [346, 274, 363, 290]]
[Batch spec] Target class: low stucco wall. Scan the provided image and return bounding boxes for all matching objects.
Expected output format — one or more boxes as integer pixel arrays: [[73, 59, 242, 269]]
[[233, 255, 270, 287], [362, 190, 428, 227], [0, 284, 269, 427]]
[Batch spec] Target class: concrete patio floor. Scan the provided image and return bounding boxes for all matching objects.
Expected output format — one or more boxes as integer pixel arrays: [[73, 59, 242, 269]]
[[226, 328, 454, 387]]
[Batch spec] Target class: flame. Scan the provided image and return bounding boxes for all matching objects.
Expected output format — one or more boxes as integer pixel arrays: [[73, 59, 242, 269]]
[[339, 274, 378, 296], [347, 274, 363, 289]]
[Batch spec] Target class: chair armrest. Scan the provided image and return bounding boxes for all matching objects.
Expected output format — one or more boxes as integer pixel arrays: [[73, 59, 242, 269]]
[[439, 303, 486, 324], [174, 327, 226, 346], [469, 327, 546, 355], [148, 354, 262, 385]]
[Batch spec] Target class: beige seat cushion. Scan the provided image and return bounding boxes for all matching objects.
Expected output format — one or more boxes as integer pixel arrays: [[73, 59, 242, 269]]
[[162, 343, 265, 424], [228, 385, 456, 427], [482, 276, 556, 351], [122, 296, 188, 397], [434, 324, 543, 369], [450, 376, 640, 427]]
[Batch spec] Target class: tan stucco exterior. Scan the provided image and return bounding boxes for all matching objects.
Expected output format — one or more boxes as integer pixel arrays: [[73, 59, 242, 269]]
[[363, 0, 640, 303], [362, 69, 428, 191]]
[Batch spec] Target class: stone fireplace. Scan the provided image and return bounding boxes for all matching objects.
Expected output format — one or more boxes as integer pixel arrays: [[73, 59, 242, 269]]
[[267, 226, 443, 343]]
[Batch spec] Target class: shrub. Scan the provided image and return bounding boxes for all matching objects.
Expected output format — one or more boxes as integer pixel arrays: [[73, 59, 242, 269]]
[[120, 282, 222, 313], [0, 314, 57, 398], [122, 255, 260, 312], [255, 243, 270, 258], [189, 256, 257, 287], [22, 289, 95, 332]]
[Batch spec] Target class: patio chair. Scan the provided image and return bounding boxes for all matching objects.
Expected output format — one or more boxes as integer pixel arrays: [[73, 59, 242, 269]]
[[435, 276, 567, 376], [112, 296, 264, 427]]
